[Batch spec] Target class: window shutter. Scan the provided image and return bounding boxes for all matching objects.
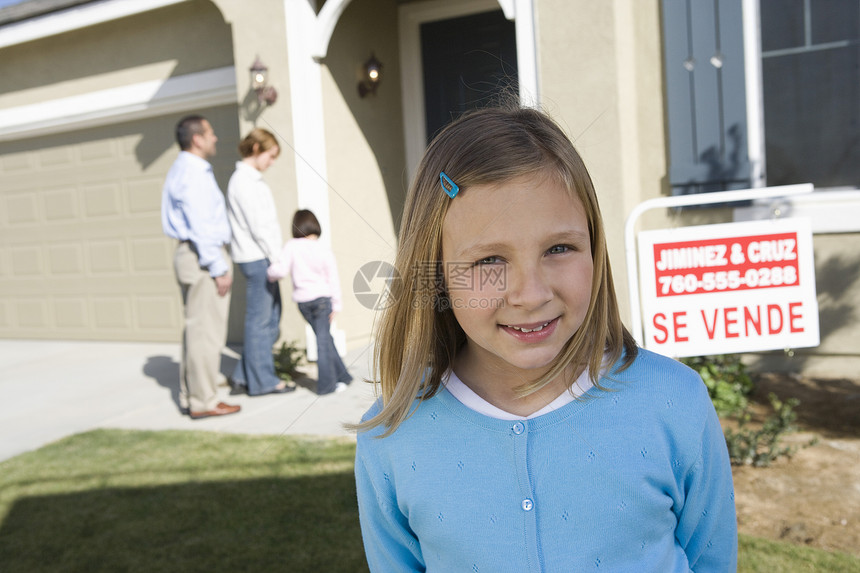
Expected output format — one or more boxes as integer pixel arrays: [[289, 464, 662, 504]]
[[662, 0, 751, 195]]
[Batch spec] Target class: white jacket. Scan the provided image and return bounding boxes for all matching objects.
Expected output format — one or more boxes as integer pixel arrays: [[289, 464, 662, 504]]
[[226, 161, 283, 264]]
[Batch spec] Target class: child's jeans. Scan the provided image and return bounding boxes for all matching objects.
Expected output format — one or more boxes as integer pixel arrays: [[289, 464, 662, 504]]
[[297, 297, 352, 394]]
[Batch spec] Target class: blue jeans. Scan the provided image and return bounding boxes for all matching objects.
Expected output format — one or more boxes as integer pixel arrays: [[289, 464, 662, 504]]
[[232, 259, 283, 395], [297, 297, 352, 394]]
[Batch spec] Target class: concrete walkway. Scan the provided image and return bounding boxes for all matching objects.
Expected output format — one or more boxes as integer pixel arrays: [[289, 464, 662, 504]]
[[0, 339, 378, 462]]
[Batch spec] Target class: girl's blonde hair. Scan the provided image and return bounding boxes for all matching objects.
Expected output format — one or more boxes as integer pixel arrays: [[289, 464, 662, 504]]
[[238, 128, 279, 158], [358, 106, 637, 436]]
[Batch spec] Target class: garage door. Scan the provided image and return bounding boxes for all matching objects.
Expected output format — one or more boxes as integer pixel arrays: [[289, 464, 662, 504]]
[[0, 105, 240, 342]]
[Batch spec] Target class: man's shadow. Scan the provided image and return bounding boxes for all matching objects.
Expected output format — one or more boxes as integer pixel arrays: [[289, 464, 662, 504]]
[[142, 353, 238, 412]]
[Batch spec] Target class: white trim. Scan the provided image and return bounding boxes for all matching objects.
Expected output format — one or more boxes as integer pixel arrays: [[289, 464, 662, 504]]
[[0, 0, 188, 49], [734, 189, 860, 234], [0, 66, 237, 142], [742, 0, 766, 187], [513, 0, 539, 107], [497, 0, 514, 19], [310, 0, 353, 61], [284, 0, 345, 353], [284, 0, 331, 243], [399, 0, 539, 180]]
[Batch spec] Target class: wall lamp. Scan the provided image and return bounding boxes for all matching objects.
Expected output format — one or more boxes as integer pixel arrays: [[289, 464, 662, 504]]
[[358, 53, 383, 98], [250, 56, 278, 106]]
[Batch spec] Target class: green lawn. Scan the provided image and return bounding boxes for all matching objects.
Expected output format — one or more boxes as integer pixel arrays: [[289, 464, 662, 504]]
[[738, 535, 859, 572], [0, 430, 857, 572]]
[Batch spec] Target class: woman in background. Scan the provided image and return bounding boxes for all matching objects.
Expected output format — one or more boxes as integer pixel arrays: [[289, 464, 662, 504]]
[[227, 128, 293, 396]]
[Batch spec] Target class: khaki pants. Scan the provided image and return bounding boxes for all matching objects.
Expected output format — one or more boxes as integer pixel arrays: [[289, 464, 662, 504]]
[[174, 241, 231, 412]]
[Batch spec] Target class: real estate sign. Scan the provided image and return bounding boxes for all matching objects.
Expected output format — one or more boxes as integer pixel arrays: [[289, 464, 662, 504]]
[[637, 218, 820, 357]]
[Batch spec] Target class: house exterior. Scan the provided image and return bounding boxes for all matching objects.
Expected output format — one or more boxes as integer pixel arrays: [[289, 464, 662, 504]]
[[1, 0, 857, 376]]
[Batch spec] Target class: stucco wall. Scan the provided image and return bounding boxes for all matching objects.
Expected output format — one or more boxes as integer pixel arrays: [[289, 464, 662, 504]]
[[0, 0, 233, 109], [320, 0, 404, 348]]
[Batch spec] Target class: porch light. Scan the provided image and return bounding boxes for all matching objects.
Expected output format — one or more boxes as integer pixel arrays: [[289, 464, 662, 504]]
[[358, 53, 383, 98], [250, 56, 278, 106]]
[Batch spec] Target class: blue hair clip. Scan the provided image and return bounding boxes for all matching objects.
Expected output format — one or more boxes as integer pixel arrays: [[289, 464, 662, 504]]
[[440, 171, 459, 198]]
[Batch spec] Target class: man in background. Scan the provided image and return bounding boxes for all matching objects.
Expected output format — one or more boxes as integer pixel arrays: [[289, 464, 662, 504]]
[[161, 115, 240, 419]]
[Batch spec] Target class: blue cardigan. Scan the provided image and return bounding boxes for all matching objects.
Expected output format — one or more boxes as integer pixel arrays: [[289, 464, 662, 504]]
[[355, 349, 737, 572]]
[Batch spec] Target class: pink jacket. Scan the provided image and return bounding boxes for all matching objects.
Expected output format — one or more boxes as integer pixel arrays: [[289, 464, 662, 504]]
[[267, 238, 342, 312]]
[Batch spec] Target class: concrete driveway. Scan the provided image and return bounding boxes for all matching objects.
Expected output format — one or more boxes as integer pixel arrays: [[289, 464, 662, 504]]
[[0, 339, 377, 462]]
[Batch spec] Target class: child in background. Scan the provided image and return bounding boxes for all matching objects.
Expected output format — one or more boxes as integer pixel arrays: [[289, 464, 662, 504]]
[[353, 107, 737, 571], [267, 210, 352, 395]]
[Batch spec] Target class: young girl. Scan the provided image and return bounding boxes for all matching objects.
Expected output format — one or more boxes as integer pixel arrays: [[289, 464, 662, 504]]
[[353, 107, 737, 571], [267, 210, 353, 395]]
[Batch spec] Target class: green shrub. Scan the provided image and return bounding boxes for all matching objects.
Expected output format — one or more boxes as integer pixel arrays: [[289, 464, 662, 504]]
[[682, 354, 815, 467], [682, 354, 755, 416], [724, 392, 816, 467], [273, 340, 304, 382]]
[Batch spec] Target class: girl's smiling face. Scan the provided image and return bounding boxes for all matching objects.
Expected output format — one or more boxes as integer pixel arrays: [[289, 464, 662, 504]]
[[441, 172, 594, 382]]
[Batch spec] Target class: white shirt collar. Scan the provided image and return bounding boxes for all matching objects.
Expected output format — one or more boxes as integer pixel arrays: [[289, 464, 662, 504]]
[[443, 368, 593, 420], [179, 150, 212, 170], [234, 160, 262, 180]]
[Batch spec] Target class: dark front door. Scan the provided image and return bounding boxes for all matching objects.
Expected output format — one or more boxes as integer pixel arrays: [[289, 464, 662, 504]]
[[421, 9, 518, 143]]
